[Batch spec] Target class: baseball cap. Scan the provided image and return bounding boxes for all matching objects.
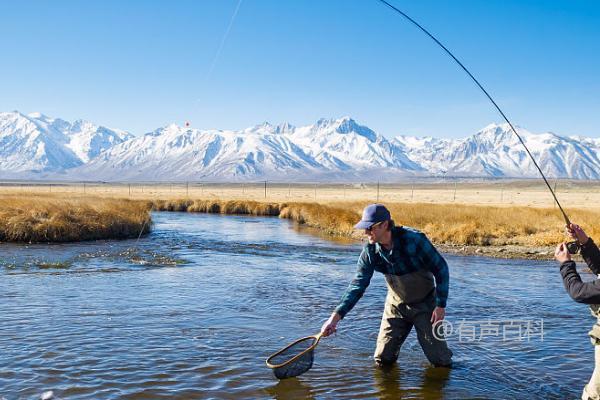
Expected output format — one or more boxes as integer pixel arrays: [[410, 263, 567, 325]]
[[354, 204, 391, 229]]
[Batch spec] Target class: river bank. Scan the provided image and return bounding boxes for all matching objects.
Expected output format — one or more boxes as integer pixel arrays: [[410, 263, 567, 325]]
[[149, 198, 600, 260], [0, 194, 151, 242], [2, 195, 597, 260]]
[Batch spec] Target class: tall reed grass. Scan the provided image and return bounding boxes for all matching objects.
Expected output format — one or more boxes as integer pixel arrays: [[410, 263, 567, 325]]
[[0, 195, 151, 243], [151, 198, 600, 246], [4, 194, 598, 248], [344, 202, 600, 246]]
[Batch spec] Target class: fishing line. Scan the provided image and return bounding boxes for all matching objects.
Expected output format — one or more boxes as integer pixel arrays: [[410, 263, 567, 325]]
[[206, 0, 244, 81], [193, 0, 244, 125], [375, 0, 571, 225]]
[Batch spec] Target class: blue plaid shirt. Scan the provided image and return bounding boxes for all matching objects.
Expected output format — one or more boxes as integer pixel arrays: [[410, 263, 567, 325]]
[[334, 226, 449, 318]]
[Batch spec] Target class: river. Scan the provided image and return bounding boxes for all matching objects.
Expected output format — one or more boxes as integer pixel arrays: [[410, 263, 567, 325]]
[[0, 212, 594, 399]]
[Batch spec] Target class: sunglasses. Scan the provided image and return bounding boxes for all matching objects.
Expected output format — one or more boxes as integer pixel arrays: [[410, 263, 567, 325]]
[[366, 221, 384, 232]]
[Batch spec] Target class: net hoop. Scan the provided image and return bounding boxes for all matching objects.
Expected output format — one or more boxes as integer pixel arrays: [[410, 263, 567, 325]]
[[265, 332, 323, 369]]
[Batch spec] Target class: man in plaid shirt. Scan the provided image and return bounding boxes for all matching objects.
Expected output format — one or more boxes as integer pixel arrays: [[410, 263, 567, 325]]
[[321, 204, 453, 367]]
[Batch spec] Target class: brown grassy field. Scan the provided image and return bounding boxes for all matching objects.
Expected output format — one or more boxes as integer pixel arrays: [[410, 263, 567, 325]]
[[2, 181, 599, 255], [2, 179, 600, 209], [0, 194, 151, 242]]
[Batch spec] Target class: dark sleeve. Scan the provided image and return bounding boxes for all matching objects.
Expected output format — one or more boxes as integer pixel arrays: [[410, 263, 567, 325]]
[[416, 233, 449, 308], [581, 238, 600, 275], [334, 248, 375, 319], [560, 260, 600, 304]]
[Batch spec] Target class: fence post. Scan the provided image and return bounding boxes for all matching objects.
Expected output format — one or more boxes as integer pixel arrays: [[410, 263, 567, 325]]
[[186, 181, 189, 197], [453, 181, 457, 202], [376, 181, 380, 202], [264, 181, 267, 199]]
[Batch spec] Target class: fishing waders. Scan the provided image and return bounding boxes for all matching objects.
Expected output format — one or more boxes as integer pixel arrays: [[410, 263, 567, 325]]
[[374, 274, 452, 367]]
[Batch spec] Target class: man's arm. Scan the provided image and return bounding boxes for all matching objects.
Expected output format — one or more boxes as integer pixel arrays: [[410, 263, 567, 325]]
[[333, 249, 375, 319], [321, 249, 375, 336], [560, 260, 600, 304], [581, 238, 600, 275], [416, 233, 449, 308]]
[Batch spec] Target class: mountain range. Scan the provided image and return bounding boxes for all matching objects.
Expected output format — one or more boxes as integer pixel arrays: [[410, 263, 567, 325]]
[[1, 110, 599, 181]]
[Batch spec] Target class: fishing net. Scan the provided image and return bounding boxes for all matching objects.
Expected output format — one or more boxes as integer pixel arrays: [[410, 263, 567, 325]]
[[266, 334, 321, 379]]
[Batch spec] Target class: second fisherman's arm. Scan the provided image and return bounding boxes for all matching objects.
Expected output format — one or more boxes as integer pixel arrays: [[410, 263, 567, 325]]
[[560, 260, 600, 304], [581, 238, 600, 275], [416, 233, 449, 308]]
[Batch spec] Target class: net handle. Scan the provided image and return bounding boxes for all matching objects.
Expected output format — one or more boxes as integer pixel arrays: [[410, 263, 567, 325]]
[[265, 332, 323, 369]]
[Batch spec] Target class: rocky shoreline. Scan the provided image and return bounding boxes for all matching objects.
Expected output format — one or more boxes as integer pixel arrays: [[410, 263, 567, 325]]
[[438, 243, 566, 261]]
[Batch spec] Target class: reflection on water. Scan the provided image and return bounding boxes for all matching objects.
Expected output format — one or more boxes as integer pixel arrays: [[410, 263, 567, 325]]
[[0, 212, 596, 399], [372, 365, 451, 400]]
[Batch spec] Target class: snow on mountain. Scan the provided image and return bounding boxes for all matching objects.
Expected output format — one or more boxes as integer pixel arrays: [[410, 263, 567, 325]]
[[70, 116, 424, 181], [74, 123, 323, 181], [0, 111, 81, 174], [2, 111, 599, 181], [0, 111, 132, 175], [291, 117, 422, 171], [73, 117, 421, 180], [62, 119, 132, 162], [395, 123, 600, 179]]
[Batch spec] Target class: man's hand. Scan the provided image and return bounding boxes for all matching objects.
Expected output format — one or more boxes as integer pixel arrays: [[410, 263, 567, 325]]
[[555, 242, 572, 263], [566, 223, 589, 245], [430, 306, 445, 326], [321, 312, 341, 337]]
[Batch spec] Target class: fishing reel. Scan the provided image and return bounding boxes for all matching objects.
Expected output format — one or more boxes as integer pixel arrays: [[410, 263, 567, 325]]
[[566, 241, 581, 255]]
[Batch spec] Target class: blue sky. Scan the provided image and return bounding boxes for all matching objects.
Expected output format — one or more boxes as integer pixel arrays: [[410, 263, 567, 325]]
[[1, 0, 599, 138]]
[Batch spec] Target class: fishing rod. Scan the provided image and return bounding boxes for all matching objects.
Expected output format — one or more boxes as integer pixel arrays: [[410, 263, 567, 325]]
[[375, 0, 571, 227]]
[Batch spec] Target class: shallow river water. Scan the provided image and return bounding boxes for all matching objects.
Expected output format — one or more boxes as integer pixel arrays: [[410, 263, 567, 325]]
[[0, 212, 596, 399]]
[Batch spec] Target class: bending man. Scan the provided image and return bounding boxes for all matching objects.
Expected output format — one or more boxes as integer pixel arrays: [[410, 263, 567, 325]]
[[321, 204, 452, 367]]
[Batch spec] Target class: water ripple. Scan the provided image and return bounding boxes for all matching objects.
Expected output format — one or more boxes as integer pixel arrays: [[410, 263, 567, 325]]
[[0, 212, 593, 399]]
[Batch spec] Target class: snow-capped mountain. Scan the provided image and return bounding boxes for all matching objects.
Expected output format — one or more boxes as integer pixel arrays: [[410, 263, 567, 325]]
[[73, 117, 422, 181], [1, 111, 599, 181], [290, 118, 420, 171], [395, 123, 600, 179], [0, 111, 132, 175]]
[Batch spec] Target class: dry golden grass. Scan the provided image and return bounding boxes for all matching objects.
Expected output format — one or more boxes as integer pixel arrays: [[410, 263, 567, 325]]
[[147, 198, 600, 246], [0, 194, 151, 243], [150, 199, 358, 237], [3, 188, 599, 249], [150, 199, 280, 216], [361, 203, 600, 246]]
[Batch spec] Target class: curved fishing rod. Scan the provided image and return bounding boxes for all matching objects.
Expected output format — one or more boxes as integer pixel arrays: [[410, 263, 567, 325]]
[[376, 0, 571, 226]]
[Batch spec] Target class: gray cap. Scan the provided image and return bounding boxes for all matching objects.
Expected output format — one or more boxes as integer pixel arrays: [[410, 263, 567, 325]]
[[354, 204, 391, 229]]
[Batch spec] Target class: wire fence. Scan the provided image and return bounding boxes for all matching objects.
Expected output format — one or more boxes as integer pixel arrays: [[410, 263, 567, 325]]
[[2, 180, 600, 209]]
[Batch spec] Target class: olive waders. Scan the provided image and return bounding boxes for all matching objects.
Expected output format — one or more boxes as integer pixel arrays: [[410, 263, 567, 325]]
[[374, 272, 453, 367]]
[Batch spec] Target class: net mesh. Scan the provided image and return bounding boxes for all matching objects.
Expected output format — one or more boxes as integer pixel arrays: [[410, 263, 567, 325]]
[[268, 336, 317, 379]]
